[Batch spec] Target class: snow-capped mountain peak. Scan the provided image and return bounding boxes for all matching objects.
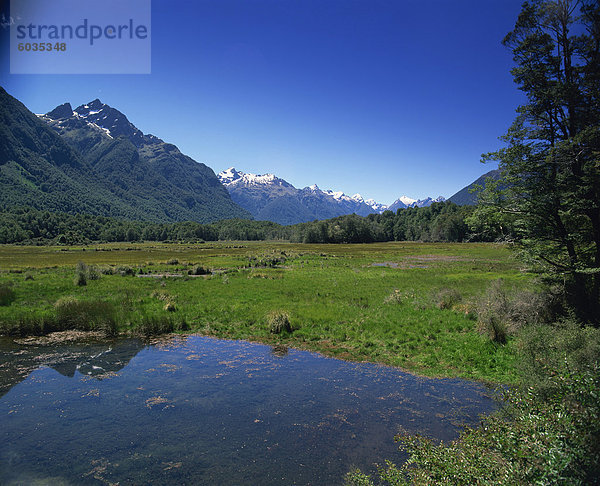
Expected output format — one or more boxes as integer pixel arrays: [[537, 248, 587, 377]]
[[399, 195, 417, 206], [218, 167, 243, 185], [42, 99, 160, 147], [217, 168, 292, 188]]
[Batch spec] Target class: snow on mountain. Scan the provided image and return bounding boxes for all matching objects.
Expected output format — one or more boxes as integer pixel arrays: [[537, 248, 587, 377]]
[[399, 195, 417, 206], [365, 199, 389, 213], [216, 167, 447, 224], [41, 98, 160, 148], [218, 167, 292, 188]]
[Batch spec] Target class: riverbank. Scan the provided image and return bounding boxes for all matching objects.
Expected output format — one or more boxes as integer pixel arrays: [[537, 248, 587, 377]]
[[0, 241, 532, 384]]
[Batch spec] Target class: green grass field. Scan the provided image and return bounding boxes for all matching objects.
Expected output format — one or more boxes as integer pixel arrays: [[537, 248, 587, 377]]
[[0, 241, 534, 384]]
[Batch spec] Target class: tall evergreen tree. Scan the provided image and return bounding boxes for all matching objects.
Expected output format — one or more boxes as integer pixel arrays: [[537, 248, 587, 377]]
[[480, 0, 600, 323]]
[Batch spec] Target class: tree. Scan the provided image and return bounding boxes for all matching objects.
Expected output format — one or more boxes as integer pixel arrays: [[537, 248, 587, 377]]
[[479, 0, 600, 324]]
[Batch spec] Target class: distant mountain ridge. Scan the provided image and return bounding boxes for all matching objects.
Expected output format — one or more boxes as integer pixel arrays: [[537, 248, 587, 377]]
[[448, 169, 502, 206], [38, 97, 251, 222], [218, 167, 446, 224]]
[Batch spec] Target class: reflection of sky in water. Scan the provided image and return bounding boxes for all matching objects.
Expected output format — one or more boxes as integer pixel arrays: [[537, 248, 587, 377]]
[[0, 335, 499, 485]]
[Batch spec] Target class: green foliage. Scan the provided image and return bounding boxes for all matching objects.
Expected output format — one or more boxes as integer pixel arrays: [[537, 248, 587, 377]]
[[475, 0, 600, 324], [0, 282, 16, 306], [346, 361, 600, 485], [0, 202, 485, 246], [518, 318, 600, 398]]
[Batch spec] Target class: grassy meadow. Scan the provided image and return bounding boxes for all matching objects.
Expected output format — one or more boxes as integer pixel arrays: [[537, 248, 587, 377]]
[[0, 241, 533, 384]]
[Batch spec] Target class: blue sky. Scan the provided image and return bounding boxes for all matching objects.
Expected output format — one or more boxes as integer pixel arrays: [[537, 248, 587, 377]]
[[0, 0, 525, 204]]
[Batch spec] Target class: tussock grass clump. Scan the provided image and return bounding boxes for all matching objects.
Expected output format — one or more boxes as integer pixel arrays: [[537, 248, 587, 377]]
[[87, 265, 101, 280], [54, 296, 117, 335], [0, 313, 58, 336], [74, 262, 88, 286], [267, 310, 293, 334], [188, 265, 210, 275], [134, 315, 188, 335], [0, 282, 16, 306], [433, 288, 462, 310], [73, 262, 101, 286], [166, 258, 179, 265], [476, 280, 553, 344], [116, 265, 135, 276]]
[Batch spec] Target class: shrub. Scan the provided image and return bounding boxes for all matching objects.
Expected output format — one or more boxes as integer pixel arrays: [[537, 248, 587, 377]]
[[345, 362, 600, 485], [518, 318, 600, 398], [0, 282, 16, 306], [475, 280, 553, 344], [267, 310, 293, 334], [166, 258, 179, 265]]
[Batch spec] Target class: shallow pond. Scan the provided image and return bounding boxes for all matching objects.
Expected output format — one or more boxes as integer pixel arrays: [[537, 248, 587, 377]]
[[0, 334, 498, 485]]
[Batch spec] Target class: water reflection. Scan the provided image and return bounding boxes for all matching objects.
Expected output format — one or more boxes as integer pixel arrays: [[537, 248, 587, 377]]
[[0, 335, 144, 399], [0, 334, 499, 485]]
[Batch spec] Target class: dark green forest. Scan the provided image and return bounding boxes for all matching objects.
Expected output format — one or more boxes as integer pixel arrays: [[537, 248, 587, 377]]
[[0, 201, 492, 245]]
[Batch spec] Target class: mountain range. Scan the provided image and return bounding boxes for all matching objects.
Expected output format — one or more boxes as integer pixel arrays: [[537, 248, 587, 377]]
[[218, 167, 447, 225], [0, 86, 498, 226], [0, 87, 250, 222]]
